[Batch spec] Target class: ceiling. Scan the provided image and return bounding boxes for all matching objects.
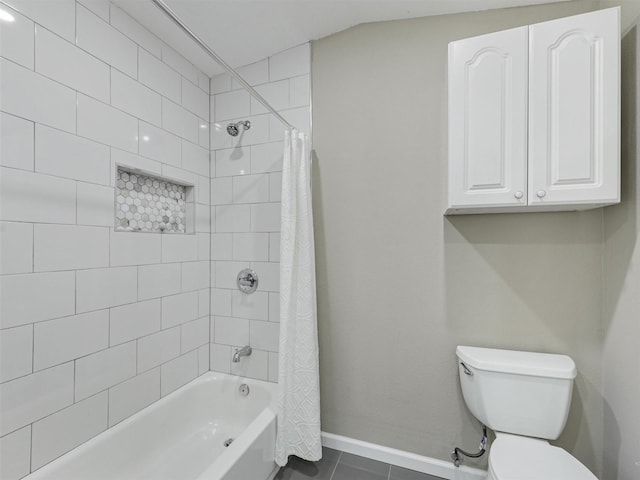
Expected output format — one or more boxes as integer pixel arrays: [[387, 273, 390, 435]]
[[115, 0, 569, 77]]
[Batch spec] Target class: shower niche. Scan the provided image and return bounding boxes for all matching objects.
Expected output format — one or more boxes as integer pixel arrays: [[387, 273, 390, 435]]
[[115, 167, 195, 234]]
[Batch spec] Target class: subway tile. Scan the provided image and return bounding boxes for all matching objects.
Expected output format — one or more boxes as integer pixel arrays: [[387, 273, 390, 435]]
[[234, 233, 269, 261], [198, 72, 209, 93], [0, 426, 31, 480], [162, 46, 199, 84], [109, 4, 162, 57], [196, 204, 210, 233], [0, 112, 34, 171], [77, 0, 110, 22], [198, 122, 210, 149], [182, 261, 209, 292], [198, 344, 209, 375], [211, 288, 232, 316], [0, 272, 75, 329], [76, 267, 138, 313], [182, 141, 209, 177], [198, 175, 210, 205], [211, 177, 233, 205], [137, 327, 180, 373], [211, 233, 233, 261], [111, 149, 162, 183], [250, 320, 279, 352], [35, 124, 110, 185], [210, 73, 231, 94], [251, 142, 283, 174], [77, 182, 115, 227], [232, 290, 269, 320], [182, 79, 209, 121], [210, 121, 232, 150], [161, 164, 198, 187], [110, 231, 161, 266], [251, 203, 281, 232], [4, 0, 75, 42], [31, 391, 108, 470], [197, 233, 210, 261], [198, 289, 209, 317], [214, 316, 249, 346], [34, 224, 109, 272], [0, 7, 34, 69], [269, 291, 280, 322], [269, 233, 280, 262], [0, 222, 33, 275], [181, 316, 208, 353], [215, 90, 250, 121], [233, 174, 270, 204], [0, 58, 75, 133], [279, 107, 311, 138], [250, 261, 280, 292], [138, 263, 181, 300], [110, 299, 161, 346], [162, 233, 198, 263], [0, 168, 76, 224], [77, 94, 138, 152], [160, 350, 198, 396], [214, 261, 249, 289], [139, 121, 181, 167], [251, 80, 290, 115], [235, 114, 270, 147], [35, 26, 109, 103], [111, 69, 162, 126], [75, 341, 136, 401], [232, 59, 269, 89], [269, 43, 310, 82], [0, 325, 33, 383], [0, 362, 74, 436], [210, 343, 230, 374], [215, 204, 251, 233], [162, 98, 199, 144], [269, 172, 282, 202], [290, 74, 311, 108], [33, 310, 108, 371], [108, 367, 160, 427], [139, 48, 181, 102], [230, 347, 268, 381], [161, 291, 199, 329], [268, 351, 279, 382], [76, 4, 137, 77]]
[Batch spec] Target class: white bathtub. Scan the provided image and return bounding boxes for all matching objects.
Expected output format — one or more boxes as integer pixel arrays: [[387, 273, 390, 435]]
[[26, 372, 280, 480]]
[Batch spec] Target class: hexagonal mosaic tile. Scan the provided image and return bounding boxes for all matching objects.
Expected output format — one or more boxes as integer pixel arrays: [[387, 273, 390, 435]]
[[115, 168, 187, 233]]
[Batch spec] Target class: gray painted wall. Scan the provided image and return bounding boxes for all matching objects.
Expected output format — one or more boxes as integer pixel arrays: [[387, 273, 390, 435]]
[[603, 11, 640, 480], [311, 0, 606, 475]]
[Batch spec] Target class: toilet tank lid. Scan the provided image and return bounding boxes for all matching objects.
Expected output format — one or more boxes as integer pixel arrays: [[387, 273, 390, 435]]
[[456, 346, 576, 379]]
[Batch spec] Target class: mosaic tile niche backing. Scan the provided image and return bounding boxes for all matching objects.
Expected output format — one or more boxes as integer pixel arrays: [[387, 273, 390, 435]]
[[115, 168, 190, 233]]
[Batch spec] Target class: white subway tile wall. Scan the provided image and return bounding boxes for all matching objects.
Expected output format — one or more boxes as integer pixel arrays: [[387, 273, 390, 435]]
[[0, 2, 210, 478], [209, 43, 310, 382]]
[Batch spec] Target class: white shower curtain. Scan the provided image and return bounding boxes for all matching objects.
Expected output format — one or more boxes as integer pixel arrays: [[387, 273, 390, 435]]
[[275, 129, 322, 466]]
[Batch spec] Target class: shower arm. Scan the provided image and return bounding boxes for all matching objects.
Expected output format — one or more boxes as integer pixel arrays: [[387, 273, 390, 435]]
[[150, 0, 294, 131]]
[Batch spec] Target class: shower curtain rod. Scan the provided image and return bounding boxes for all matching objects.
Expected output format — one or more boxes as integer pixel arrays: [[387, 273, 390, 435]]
[[150, 0, 294, 130]]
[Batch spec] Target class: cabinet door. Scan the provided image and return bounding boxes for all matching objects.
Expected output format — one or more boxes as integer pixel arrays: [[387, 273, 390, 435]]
[[528, 8, 619, 206], [448, 26, 528, 210]]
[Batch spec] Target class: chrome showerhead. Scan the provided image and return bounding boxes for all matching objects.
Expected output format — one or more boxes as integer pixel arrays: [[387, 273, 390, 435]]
[[226, 120, 251, 137]]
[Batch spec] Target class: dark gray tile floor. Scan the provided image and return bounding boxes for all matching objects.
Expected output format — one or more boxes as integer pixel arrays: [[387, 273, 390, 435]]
[[275, 448, 445, 480]]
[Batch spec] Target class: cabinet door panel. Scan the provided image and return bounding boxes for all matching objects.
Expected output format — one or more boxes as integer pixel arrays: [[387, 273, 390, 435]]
[[448, 26, 528, 210], [529, 8, 619, 205]]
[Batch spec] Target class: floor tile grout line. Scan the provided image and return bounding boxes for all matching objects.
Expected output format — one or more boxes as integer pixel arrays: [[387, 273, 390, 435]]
[[328, 451, 343, 480]]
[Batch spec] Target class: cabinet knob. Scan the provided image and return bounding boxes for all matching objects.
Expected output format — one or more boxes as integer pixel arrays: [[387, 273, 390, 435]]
[[514, 191, 524, 200], [536, 190, 546, 198]]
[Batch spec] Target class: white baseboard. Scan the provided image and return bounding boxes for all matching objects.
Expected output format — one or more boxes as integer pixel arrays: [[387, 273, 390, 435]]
[[321, 432, 486, 480]]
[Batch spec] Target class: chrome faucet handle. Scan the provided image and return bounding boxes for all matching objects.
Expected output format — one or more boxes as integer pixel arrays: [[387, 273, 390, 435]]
[[237, 269, 258, 294]]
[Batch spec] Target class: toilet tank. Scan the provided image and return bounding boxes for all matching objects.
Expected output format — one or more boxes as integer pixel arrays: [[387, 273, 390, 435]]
[[456, 346, 576, 440]]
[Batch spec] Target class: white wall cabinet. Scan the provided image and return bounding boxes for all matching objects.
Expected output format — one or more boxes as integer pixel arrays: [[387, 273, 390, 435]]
[[447, 8, 620, 215]]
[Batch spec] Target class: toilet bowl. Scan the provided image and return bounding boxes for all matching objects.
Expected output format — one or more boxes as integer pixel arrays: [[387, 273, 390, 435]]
[[456, 346, 597, 480], [487, 433, 595, 480]]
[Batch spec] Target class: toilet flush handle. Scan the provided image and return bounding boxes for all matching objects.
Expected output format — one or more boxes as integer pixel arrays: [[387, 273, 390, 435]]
[[461, 362, 473, 376]]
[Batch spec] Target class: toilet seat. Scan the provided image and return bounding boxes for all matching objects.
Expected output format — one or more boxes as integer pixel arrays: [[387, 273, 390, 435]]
[[488, 434, 597, 480]]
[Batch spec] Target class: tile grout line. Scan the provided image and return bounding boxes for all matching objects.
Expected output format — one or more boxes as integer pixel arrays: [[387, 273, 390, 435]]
[[328, 451, 343, 480]]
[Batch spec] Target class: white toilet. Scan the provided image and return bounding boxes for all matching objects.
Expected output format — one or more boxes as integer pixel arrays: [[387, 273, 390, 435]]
[[456, 345, 597, 480]]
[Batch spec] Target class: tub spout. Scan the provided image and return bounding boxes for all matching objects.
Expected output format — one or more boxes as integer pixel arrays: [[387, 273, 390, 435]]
[[233, 346, 252, 363]]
